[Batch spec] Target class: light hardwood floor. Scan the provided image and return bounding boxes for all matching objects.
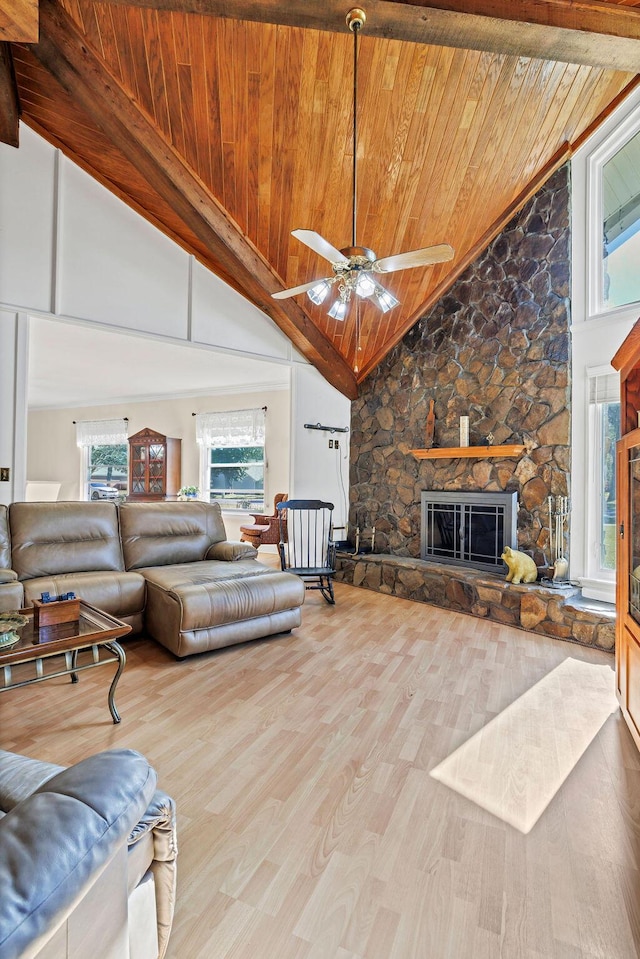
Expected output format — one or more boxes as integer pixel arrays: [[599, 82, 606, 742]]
[[2, 582, 640, 959]]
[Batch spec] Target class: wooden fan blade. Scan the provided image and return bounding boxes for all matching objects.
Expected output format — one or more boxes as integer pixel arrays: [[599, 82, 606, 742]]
[[292, 229, 349, 264], [271, 277, 334, 299], [374, 243, 455, 273]]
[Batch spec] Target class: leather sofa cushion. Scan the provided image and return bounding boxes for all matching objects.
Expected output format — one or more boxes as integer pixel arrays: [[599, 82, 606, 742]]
[[141, 561, 306, 630], [22, 570, 146, 619], [10, 502, 124, 581], [119, 502, 227, 570], [0, 505, 11, 570]]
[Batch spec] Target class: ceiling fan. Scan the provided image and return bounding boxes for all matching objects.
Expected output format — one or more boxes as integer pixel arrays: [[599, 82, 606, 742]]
[[272, 7, 454, 322]]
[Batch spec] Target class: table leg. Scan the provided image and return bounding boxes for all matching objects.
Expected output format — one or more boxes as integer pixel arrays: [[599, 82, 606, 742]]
[[104, 641, 126, 724], [70, 649, 79, 683]]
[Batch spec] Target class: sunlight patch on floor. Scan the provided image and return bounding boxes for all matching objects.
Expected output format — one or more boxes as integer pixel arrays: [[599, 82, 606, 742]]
[[430, 657, 617, 833]]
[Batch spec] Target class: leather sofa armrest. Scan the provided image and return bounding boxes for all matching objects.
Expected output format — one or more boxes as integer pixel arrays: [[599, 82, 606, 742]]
[[206, 541, 257, 561], [129, 789, 178, 959], [0, 569, 18, 584], [0, 750, 157, 959]]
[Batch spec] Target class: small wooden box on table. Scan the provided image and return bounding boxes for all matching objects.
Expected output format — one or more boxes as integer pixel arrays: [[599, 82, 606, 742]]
[[32, 596, 80, 631]]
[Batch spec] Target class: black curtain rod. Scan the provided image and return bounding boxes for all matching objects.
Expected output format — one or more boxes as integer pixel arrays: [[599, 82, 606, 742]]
[[304, 422, 349, 434], [73, 417, 129, 424], [192, 406, 267, 416]]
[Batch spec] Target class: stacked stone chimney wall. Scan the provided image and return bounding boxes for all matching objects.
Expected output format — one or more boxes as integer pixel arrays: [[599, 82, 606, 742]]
[[350, 164, 571, 568]]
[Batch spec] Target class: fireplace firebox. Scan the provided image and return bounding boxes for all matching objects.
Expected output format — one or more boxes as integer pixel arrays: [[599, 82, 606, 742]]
[[421, 491, 518, 573]]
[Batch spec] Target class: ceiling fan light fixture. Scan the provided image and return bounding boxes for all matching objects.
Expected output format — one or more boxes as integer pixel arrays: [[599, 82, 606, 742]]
[[374, 285, 400, 313], [328, 298, 348, 321], [355, 272, 376, 297], [307, 280, 332, 305]]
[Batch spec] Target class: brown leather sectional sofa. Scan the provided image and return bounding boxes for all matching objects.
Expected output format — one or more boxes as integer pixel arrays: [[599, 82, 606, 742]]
[[0, 500, 305, 657]]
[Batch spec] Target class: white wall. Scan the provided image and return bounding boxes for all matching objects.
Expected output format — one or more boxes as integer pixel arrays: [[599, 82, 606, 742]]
[[0, 125, 351, 512], [571, 85, 640, 601], [290, 366, 351, 532], [0, 311, 28, 504]]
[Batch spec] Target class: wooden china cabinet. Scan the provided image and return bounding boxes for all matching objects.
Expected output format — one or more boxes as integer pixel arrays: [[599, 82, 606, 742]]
[[127, 428, 181, 501], [612, 319, 640, 751]]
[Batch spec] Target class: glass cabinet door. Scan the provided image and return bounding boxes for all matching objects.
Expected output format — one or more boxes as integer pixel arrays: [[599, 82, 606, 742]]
[[629, 445, 640, 624], [148, 443, 165, 494], [131, 444, 147, 494]]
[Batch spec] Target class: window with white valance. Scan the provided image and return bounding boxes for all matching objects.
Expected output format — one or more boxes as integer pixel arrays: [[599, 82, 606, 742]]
[[75, 419, 129, 501], [75, 418, 129, 448], [195, 408, 265, 448], [196, 408, 266, 511]]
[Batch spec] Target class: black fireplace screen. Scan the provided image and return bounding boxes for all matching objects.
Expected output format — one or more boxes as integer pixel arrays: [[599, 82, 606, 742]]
[[421, 491, 518, 572]]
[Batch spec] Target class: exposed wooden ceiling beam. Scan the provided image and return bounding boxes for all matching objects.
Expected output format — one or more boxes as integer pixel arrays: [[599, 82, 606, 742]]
[[31, 0, 358, 399], [0, 42, 19, 147], [98, 0, 640, 72], [0, 0, 38, 42]]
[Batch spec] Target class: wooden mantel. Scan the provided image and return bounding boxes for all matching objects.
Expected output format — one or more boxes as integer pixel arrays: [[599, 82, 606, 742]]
[[410, 444, 527, 459]]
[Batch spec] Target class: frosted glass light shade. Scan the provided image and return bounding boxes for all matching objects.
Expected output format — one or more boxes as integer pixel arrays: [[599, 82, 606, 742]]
[[356, 273, 376, 297], [374, 287, 400, 313], [307, 280, 331, 305], [328, 299, 348, 320]]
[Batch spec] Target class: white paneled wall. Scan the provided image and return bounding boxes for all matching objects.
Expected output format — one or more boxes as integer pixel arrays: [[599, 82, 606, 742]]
[[57, 160, 191, 336], [0, 129, 56, 313], [191, 259, 290, 359]]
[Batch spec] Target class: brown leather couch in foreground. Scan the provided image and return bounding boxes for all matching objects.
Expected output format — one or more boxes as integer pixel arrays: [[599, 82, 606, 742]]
[[0, 501, 305, 657]]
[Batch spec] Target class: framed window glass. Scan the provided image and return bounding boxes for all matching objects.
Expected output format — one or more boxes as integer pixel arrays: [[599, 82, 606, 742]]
[[207, 445, 265, 511], [602, 129, 640, 310], [587, 371, 620, 581], [86, 444, 128, 501]]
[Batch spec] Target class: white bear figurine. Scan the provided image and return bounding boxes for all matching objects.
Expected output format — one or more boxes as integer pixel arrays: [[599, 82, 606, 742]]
[[501, 546, 538, 585]]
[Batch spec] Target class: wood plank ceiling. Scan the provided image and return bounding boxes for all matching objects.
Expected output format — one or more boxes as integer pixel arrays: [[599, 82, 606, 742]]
[[6, 0, 640, 397]]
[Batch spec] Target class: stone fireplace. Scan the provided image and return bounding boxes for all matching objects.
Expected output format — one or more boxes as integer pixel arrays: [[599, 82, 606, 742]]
[[332, 165, 616, 647]]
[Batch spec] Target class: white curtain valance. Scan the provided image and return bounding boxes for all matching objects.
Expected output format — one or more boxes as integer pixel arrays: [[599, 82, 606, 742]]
[[75, 418, 129, 448], [196, 408, 265, 448]]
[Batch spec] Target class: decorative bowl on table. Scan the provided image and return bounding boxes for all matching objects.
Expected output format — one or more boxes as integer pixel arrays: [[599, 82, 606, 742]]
[[0, 612, 28, 648]]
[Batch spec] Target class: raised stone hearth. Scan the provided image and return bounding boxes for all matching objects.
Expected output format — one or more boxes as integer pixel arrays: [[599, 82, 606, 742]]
[[335, 553, 615, 652]]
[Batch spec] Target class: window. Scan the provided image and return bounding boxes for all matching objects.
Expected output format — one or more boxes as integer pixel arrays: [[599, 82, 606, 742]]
[[587, 371, 620, 581], [76, 419, 128, 501], [196, 408, 265, 511], [602, 129, 640, 310]]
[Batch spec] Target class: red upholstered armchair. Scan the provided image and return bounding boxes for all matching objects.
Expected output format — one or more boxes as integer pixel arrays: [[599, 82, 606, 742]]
[[239, 493, 288, 549]]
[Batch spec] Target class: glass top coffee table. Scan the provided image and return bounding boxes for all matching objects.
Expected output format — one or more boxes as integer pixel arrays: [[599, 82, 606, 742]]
[[0, 601, 131, 724]]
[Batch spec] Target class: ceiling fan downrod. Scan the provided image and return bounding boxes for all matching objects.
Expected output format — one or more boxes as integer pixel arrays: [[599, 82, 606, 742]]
[[347, 8, 366, 250]]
